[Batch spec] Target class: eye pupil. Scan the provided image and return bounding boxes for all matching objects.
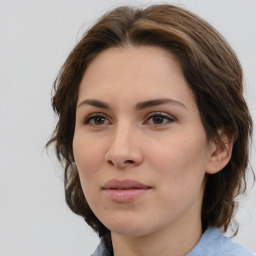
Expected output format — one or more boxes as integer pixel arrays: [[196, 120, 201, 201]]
[[153, 116, 164, 124], [94, 116, 105, 125]]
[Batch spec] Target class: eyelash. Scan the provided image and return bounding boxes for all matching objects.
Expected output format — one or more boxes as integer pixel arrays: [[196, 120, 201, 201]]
[[145, 112, 175, 125], [82, 112, 175, 126], [83, 113, 109, 126]]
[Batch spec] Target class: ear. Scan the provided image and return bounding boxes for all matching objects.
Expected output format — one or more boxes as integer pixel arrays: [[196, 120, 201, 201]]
[[206, 128, 234, 174]]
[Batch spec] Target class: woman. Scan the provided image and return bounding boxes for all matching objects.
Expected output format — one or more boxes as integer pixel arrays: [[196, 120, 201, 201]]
[[48, 4, 254, 256]]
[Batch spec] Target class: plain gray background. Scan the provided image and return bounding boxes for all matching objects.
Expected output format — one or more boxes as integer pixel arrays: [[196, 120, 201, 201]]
[[0, 0, 255, 255]]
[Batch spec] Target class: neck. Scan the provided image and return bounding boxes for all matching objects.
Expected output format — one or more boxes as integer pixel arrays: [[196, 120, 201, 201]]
[[111, 214, 202, 256]]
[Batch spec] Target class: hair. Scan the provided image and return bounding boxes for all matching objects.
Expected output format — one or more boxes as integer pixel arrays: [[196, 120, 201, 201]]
[[47, 4, 253, 238]]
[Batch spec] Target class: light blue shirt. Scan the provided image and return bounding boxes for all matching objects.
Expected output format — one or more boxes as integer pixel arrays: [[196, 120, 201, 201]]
[[91, 227, 254, 256]]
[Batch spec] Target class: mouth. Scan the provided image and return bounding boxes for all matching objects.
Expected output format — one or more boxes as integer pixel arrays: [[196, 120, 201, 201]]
[[102, 179, 152, 203]]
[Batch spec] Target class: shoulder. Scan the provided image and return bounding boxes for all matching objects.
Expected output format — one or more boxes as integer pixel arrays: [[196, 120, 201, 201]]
[[187, 227, 254, 256], [91, 228, 254, 256], [91, 235, 113, 256], [90, 239, 106, 256]]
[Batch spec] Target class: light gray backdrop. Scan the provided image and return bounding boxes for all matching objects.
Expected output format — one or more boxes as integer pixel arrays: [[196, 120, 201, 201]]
[[0, 0, 255, 255]]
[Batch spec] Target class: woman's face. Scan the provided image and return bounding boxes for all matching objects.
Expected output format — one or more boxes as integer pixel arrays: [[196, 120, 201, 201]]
[[73, 46, 215, 237]]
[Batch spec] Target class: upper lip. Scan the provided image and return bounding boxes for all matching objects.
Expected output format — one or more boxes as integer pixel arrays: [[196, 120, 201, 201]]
[[102, 179, 151, 190]]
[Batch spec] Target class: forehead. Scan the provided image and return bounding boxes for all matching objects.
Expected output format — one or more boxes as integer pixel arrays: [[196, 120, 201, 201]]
[[78, 46, 196, 109]]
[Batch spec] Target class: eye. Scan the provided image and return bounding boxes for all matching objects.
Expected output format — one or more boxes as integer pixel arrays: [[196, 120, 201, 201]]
[[83, 113, 110, 126], [145, 112, 175, 125]]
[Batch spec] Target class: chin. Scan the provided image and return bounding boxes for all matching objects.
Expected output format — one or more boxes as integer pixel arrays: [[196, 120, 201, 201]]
[[111, 226, 151, 237], [103, 216, 151, 237]]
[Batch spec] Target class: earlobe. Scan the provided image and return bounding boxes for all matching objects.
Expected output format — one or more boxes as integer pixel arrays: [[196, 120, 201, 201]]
[[206, 129, 234, 174]]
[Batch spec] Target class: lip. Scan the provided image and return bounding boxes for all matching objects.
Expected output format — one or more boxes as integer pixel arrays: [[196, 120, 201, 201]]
[[102, 179, 152, 203]]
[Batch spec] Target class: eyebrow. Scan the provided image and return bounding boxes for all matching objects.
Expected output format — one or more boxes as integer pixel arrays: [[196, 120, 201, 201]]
[[77, 98, 187, 111]]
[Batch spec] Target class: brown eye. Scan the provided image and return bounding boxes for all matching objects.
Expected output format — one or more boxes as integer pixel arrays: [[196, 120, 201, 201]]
[[146, 112, 175, 125], [152, 115, 165, 124], [83, 114, 109, 126]]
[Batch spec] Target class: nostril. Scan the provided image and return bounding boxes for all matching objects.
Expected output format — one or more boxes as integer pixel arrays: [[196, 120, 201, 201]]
[[125, 160, 134, 164], [105, 154, 137, 167], [107, 160, 114, 166]]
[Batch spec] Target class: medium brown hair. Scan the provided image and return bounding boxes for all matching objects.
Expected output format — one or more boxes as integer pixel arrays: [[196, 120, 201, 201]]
[[47, 4, 253, 237]]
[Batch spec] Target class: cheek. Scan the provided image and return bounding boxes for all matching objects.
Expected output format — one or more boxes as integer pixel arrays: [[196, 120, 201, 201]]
[[149, 137, 207, 213], [147, 132, 208, 186], [73, 133, 105, 181], [72, 134, 105, 210]]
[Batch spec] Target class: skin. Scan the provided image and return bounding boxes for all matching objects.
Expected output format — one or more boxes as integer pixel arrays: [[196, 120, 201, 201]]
[[73, 46, 232, 256]]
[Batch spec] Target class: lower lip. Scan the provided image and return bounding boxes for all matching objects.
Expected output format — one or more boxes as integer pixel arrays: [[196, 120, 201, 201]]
[[103, 188, 151, 202]]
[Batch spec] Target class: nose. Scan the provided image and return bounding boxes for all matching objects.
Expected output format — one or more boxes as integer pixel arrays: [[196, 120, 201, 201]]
[[104, 123, 143, 169]]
